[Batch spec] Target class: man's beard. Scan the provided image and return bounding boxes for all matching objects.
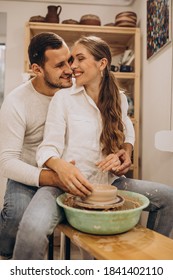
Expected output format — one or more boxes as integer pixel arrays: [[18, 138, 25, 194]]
[[44, 78, 62, 89], [44, 72, 72, 89]]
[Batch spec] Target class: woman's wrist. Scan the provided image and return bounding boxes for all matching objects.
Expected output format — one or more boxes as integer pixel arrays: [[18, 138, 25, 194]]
[[45, 156, 62, 173]]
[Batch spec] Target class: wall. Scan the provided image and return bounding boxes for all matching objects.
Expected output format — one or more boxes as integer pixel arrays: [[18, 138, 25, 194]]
[[0, 1, 135, 206], [139, 0, 173, 186]]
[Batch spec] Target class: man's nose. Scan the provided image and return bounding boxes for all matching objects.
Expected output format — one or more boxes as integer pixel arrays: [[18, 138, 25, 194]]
[[64, 62, 73, 73]]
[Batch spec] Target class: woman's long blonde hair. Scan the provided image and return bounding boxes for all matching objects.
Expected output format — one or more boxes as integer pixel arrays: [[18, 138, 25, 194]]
[[75, 36, 125, 155]]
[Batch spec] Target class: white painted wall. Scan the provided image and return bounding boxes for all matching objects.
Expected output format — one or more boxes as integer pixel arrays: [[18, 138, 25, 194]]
[[138, 0, 173, 186], [0, 0, 173, 208]]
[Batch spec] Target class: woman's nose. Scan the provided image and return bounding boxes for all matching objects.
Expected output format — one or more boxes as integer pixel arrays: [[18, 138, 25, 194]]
[[70, 61, 77, 70], [69, 57, 77, 69]]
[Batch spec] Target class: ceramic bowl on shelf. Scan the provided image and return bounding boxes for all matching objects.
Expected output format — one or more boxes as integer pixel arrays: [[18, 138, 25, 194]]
[[115, 11, 137, 27], [57, 190, 149, 235], [115, 11, 137, 20], [62, 19, 79, 24], [80, 14, 101, 26], [29, 15, 45, 22]]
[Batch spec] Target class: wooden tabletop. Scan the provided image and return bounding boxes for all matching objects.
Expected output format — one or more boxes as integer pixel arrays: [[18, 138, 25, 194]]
[[57, 223, 173, 260]]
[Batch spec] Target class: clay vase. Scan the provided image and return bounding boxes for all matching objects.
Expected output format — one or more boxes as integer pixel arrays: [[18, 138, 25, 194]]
[[45, 5, 62, 23]]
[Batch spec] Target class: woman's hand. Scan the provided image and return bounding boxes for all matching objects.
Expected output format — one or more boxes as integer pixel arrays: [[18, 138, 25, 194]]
[[96, 153, 121, 173], [45, 157, 93, 198]]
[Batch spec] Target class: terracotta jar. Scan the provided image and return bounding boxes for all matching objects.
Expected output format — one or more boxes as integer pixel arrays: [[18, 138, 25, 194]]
[[45, 5, 62, 23]]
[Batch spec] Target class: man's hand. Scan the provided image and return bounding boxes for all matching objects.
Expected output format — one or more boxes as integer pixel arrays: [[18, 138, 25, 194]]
[[115, 148, 132, 176], [95, 143, 133, 177]]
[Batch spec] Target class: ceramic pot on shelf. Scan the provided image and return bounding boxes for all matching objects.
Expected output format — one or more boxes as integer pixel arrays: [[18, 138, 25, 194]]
[[45, 5, 62, 23]]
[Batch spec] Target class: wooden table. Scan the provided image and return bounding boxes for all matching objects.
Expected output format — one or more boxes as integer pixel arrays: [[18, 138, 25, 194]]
[[57, 223, 173, 260]]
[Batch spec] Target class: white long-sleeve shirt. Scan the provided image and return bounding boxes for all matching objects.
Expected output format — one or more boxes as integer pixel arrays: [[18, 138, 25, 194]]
[[36, 83, 135, 184], [0, 80, 51, 186]]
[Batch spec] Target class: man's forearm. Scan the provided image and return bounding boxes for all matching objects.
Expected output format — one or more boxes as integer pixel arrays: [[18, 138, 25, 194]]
[[39, 169, 65, 189], [122, 143, 133, 158]]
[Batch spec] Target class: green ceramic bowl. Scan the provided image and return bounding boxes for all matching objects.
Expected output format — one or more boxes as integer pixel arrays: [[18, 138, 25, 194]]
[[57, 190, 149, 235]]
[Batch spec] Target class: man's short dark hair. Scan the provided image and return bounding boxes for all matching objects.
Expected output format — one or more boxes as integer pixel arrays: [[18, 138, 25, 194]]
[[28, 32, 64, 67]]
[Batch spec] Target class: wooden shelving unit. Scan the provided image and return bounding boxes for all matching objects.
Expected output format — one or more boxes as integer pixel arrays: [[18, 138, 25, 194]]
[[24, 22, 140, 178]]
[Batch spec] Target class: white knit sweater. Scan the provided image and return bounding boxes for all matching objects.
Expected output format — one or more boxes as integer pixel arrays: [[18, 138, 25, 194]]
[[0, 80, 51, 186]]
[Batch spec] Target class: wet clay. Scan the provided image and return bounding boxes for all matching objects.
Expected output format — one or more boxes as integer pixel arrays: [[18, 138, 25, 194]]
[[64, 195, 141, 212]]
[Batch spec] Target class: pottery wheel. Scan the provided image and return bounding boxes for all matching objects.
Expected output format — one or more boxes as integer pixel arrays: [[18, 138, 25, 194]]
[[73, 195, 125, 210]]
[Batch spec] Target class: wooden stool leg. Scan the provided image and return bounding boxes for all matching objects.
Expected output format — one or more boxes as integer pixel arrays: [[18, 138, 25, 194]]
[[65, 235, 71, 260], [60, 232, 65, 259], [48, 233, 54, 260], [59, 232, 71, 260]]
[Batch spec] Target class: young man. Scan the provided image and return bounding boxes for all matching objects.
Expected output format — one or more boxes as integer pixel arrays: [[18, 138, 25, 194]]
[[0, 32, 93, 260]]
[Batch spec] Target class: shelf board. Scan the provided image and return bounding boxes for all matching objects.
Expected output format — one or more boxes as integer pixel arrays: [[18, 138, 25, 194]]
[[27, 22, 139, 36], [115, 72, 135, 79], [26, 22, 139, 55]]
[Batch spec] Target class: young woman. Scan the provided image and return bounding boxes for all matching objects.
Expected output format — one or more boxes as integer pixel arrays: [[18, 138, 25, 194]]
[[37, 36, 173, 237]]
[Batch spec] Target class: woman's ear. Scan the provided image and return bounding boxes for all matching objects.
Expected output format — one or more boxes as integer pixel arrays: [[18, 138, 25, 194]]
[[31, 63, 42, 76], [100, 58, 108, 71]]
